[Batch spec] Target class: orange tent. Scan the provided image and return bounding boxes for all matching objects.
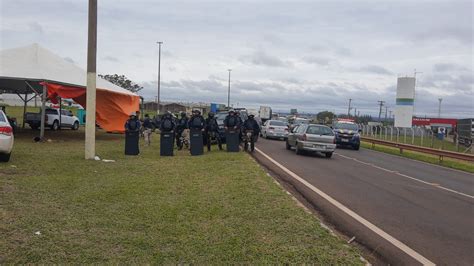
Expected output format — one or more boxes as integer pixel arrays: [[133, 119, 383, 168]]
[[45, 82, 140, 132]]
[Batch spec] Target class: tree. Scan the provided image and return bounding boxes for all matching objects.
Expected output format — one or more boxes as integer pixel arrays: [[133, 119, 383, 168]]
[[316, 111, 335, 124], [98, 74, 143, 93]]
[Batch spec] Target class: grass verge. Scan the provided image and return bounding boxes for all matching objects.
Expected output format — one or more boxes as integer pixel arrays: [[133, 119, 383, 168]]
[[361, 141, 474, 173], [1, 129, 363, 264]]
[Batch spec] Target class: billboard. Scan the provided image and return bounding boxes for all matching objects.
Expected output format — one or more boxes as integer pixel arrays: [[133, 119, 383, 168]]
[[394, 77, 415, 128]]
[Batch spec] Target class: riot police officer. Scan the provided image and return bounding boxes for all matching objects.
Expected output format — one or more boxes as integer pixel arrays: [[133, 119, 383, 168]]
[[223, 109, 241, 152], [159, 111, 176, 156], [124, 112, 141, 155], [160, 111, 175, 132], [205, 112, 222, 151], [176, 111, 189, 150], [242, 114, 260, 152], [188, 109, 206, 155]]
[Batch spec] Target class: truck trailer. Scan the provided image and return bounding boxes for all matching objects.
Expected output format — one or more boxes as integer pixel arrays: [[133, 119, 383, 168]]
[[457, 118, 473, 147]]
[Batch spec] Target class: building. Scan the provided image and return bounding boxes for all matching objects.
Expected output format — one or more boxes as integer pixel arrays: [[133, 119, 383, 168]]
[[412, 117, 457, 133]]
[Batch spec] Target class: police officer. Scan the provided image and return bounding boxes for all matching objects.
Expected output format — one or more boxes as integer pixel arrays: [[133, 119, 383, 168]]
[[159, 111, 176, 156], [188, 109, 206, 155], [143, 114, 153, 146], [223, 109, 239, 130], [205, 112, 222, 151], [242, 114, 260, 152], [223, 109, 241, 152], [176, 111, 189, 150], [124, 112, 141, 155], [160, 111, 175, 132]]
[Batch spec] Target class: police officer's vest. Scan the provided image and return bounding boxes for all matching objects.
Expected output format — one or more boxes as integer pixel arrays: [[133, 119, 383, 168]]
[[192, 117, 202, 127], [162, 119, 173, 131], [227, 116, 236, 127], [128, 119, 138, 130], [209, 118, 218, 131]]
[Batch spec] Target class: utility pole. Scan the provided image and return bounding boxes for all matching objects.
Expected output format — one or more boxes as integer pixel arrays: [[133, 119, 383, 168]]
[[85, 0, 97, 160], [385, 105, 388, 121], [413, 69, 422, 115], [227, 69, 232, 107], [347, 98, 352, 116], [438, 98, 442, 118], [156, 41, 163, 114], [354, 108, 357, 117], [377, 100, 385, 122]]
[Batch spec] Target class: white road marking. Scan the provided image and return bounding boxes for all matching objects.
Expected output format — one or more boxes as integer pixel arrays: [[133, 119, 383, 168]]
[[255, 147, 435, 266], [335, 153, 474, 199]]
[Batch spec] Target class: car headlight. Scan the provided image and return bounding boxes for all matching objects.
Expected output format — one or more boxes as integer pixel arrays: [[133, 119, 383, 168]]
[[353, 133, 360, 138]]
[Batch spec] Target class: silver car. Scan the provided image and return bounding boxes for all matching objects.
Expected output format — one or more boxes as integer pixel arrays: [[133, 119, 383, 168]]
[[286, 124, 336, 158], [261, 120, 289, 140]]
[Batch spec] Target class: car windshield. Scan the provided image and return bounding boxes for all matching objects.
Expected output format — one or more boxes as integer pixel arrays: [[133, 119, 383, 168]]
[[216, 112, 227, 121], [269, 121, 287, 126], [294, 119, 309, 125], [334, 122, 358, 131], [306, 126, 334, 135], [45, 109, 57, 114]]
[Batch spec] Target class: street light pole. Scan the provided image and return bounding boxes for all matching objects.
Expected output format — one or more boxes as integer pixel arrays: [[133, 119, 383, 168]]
[[227, 69, 232, 107], [347, 98, 352, 116], [156, 41, 163, 114], [85, 0, 97, 160], [438, 98, 442, 118]]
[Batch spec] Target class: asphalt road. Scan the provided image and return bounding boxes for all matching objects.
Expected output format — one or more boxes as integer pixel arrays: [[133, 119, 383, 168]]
[[255, 137, 474, 265]]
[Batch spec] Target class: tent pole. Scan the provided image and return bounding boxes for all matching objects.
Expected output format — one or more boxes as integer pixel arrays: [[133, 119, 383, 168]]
[[40, 84, 47, 140], [59, 97, 62, 130], [23, 92, 28, 129]]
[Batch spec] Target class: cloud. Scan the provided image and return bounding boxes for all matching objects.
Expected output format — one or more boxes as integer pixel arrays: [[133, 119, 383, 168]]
[[433, 63, 469, 73], [302, 56, 331, 66], [102, 56, 119, 62], [63, 57, 75, 64], [359, 65, 393, 75], [239, 50, 293, 68], [28, 21, 44, 34]]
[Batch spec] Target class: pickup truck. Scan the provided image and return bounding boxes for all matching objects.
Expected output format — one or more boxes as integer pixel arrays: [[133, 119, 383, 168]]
[[25, 108, 80, 130]]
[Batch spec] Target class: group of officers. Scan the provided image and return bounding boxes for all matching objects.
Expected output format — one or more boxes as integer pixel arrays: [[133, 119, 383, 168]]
[[124, 109, 260, 156]]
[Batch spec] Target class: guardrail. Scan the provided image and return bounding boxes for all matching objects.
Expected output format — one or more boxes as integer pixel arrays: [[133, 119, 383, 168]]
[[362, 137, 474, 163]]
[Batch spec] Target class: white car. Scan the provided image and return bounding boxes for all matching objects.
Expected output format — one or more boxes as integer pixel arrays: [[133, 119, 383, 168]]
[[25, 108, 80, 130], [0, 110, 14, 162], [261, 120, 289, 140]]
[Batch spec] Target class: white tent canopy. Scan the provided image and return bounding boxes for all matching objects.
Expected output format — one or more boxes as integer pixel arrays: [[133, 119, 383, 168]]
[[0, 43, 136, 96], [0, 44, 141, 133]]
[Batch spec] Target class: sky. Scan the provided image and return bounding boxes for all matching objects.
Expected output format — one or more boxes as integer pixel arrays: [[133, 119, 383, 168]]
[[0, 0, 473, 117]]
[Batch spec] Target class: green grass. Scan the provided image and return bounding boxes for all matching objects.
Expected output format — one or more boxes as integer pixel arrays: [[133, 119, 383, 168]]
[[361, 142, 474, 173], [1, 129, 363, 264], [364, 133, 459, 152]]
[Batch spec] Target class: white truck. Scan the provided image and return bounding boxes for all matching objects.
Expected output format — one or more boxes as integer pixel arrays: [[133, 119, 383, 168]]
[[259, 106, 272, 122], [25, 108, 80, 130]]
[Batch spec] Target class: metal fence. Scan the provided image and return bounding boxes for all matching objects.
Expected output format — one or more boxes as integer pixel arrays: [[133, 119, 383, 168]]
[[358, 124, 469, 153]]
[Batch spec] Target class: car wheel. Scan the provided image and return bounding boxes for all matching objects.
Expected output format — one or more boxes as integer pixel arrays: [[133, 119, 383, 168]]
[[72, 121, 79, 130], [51, 120, 59, 131], [353, 144, 360, 150], [285, 140, 291, 150], [0, 152, 11, 162], [31, 125, 38, 130], [325, 152, 333, 158], [295, 143, 303, 155]]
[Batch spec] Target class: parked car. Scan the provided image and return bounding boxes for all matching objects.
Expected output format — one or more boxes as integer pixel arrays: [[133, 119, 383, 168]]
[[261, 120, 289, 140], [25, 108, 80, 130], [286, 124, 336, 158], [332, 121, 360, 150], [0, 110, 14, 162]]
